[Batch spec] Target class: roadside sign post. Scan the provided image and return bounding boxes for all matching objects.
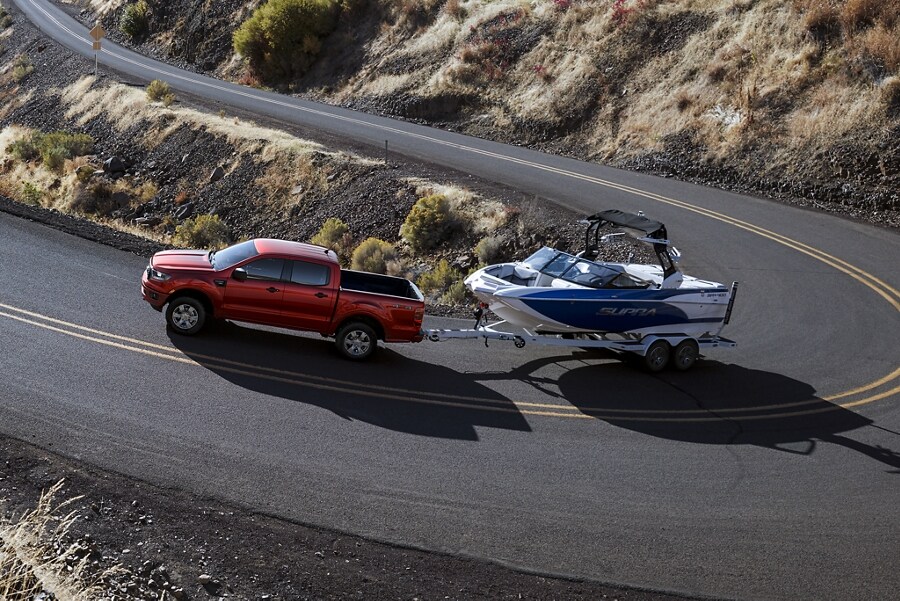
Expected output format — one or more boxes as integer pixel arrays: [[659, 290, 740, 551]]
[[89, 23, 106, 77]]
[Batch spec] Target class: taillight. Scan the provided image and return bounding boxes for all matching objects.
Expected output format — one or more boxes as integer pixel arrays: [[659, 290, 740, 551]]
[[414, 308, 424, 325]]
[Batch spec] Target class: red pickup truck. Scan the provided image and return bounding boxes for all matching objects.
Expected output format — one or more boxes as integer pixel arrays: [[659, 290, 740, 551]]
[[141, 238, 425, 360]]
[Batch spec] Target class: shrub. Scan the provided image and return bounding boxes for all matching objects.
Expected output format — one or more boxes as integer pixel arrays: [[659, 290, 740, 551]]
[[70, 181, 119, 216], [441, 280, 467, 304], [120, 0, 149, 39], [6, 131, 93, 171], [174, 214, 231, 249], [146, 79, 171, 101], [474, 235, 503, 264], [233, 0, 339, 81], [311, 217, 352, 256], [21, 182, 42, 206], [417, 259, 461, 294], [445, 0, 466, 20], [350, 237, 397, 273], [12, 54, 33, 81], [400, 194, 455, 253], [0, 4, 12, 30]]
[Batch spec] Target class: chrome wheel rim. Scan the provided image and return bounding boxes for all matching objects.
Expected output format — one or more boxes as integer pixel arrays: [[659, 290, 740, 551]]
[[172, 304, 199, 330], [343, 329, 372, 356]]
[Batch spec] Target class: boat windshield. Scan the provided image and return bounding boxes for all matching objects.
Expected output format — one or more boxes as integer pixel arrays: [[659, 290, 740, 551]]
[[526, 249, 648, 289], [520, 247, 559, 271]]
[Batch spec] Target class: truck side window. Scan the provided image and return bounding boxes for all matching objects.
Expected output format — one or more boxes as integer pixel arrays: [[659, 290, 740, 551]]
[[290, 261, 330, 286], [243, 258, 285, 281]]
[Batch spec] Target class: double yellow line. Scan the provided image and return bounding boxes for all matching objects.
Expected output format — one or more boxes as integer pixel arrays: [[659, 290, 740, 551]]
[[0, 302, 895, 421]]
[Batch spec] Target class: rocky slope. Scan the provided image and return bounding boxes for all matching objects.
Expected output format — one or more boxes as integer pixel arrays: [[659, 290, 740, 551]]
[[62, 0, 900, 228]]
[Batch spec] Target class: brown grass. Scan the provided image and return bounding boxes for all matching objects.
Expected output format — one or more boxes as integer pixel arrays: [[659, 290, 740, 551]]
[[0, 481, 108, 599], [841, 0, 884, 33], [861, 23, 900, 73]]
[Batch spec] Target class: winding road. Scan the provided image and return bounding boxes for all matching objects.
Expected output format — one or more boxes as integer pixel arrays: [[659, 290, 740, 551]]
[[4, 0, 900, 598]]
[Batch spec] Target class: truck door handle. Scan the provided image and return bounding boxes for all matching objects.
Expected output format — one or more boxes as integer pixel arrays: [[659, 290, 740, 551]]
[[267, 287, 279, 293], [315, 292, 327, 298]]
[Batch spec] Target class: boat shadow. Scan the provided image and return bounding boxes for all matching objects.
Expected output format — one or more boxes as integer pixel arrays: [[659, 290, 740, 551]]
[[166, 321, 532, 441], [534, 352, 899, 471]]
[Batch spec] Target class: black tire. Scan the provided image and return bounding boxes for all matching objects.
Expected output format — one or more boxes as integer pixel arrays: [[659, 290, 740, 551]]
[[166, 296, 206, 335], [643, 339, 671, 373], [335, 322, 378, 361], [672, 339, 700, 371]]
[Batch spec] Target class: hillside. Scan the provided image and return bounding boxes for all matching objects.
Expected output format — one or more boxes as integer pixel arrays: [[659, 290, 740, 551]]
[[65, 0, 899, 226]]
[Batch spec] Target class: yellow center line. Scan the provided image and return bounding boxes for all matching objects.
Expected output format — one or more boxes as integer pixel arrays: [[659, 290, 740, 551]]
[[0, 304, 895, 421]]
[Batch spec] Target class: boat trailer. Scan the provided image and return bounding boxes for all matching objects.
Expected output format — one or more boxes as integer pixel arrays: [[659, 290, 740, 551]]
[[425, 292, 738, 373]]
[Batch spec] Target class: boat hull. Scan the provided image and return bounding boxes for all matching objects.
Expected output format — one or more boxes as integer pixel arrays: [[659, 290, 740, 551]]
[[466, 263, 732, 338]]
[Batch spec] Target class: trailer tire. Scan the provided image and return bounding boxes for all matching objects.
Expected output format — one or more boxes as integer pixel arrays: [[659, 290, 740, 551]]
[[335, 322, 377, 361], [673, 339, 700, 371], [643, 340, 671, 373]]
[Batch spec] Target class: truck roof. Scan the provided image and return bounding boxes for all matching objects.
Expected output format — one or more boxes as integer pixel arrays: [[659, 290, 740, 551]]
[[254, 238, 338, 263]]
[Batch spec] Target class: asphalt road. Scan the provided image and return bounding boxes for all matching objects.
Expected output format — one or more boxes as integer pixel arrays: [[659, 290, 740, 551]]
[[4, 0, 900, 599]]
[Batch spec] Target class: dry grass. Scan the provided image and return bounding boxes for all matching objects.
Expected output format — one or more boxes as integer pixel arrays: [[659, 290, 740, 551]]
[[0, 481, 106, 600]]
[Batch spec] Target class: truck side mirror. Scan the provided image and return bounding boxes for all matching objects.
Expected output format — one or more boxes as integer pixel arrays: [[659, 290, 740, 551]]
[[232, 268, 248, 282]]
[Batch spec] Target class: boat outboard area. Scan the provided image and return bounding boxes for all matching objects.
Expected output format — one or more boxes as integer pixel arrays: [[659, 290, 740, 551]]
[[426, 209, 738, 372]]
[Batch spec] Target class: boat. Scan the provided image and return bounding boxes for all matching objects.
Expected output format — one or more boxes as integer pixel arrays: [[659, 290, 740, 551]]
[[464, 209, 737, 339]]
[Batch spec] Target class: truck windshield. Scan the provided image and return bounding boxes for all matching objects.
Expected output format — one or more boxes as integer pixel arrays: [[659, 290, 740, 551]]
[[211, 240, 259, 270]]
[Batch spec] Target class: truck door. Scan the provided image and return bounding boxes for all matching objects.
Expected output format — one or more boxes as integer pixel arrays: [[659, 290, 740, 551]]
[[222, 258, 287, 325], [281, 260, 337, 331]]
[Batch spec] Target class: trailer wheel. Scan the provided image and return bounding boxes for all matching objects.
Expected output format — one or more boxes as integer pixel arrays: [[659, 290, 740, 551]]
[[335, 322, 377, 361], [673, 339, 700, 371], [643, 340, 671, 373]]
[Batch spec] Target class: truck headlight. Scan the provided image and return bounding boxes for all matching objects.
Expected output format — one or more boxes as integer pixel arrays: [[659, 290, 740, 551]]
[[147, 266, 171, 282]]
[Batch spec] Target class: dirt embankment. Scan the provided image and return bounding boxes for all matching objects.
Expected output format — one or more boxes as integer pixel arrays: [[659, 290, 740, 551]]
[[64, 0, 900, 228]]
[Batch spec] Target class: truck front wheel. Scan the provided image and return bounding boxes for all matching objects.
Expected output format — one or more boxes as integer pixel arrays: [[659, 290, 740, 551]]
[[335, 322, 377, 361], [166, 296, 206, 335]]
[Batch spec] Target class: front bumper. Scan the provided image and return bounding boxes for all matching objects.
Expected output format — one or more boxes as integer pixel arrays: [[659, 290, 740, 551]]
[[141, 274, 170, 311]]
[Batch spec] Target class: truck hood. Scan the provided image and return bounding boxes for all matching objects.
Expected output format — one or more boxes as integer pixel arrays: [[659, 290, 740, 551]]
[[151, 250, 214, 271]]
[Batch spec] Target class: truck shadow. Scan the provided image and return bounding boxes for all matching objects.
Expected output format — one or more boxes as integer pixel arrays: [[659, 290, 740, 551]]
[[167, 322, 531, 440], [546, 353, 900, 472]]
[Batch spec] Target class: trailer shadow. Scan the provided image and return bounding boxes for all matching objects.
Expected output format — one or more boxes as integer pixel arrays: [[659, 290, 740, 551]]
[[547, 353, 900, 472], [167, 322, 531, 441]]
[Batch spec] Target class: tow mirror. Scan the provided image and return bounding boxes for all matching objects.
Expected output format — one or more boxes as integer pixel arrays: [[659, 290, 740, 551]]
[[232, 268, 248, 282]]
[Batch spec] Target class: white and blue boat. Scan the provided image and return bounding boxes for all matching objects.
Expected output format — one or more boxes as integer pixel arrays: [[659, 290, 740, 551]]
[[464, 210, 737, 339]]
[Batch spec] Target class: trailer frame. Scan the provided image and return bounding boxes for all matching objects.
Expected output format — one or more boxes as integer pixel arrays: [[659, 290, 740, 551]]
[[425, 319, 736, 372]]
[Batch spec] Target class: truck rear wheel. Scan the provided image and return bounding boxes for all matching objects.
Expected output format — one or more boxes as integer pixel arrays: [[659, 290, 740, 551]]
[[335, 322, 377, 361]]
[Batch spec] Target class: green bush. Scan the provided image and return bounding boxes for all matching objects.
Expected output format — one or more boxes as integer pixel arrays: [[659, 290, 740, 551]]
[[440, 280, 467, 304], [310, 217, 352, 257], [400, 194, 455, 253], [416, 259, 461, 294], [120, 1, 149, 39], [146, 79, 171, 102], [0, 4, 12, 30], [350, 237, 397, 274], [21, 182, 42, 206], [475, 235, 503, 264], [233, 0, 339, 81], [174, 214, 231, 249], [6, 131, 93, 171], [12, 54, 33, 81]]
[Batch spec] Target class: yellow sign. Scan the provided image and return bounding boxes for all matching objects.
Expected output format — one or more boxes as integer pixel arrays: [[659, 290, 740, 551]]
[[89, 23, 106, 41], [92, 41, 102, 51]]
